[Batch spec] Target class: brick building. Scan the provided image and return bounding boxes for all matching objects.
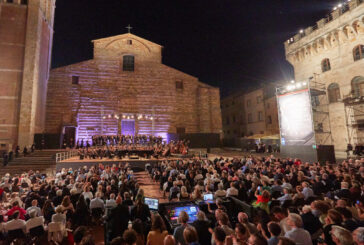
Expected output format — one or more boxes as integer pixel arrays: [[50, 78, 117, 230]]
[[45, 33, 222, 147], [0, 0, 56, 151], [221, 85, 279, 147], [284, 0, 364, 157]]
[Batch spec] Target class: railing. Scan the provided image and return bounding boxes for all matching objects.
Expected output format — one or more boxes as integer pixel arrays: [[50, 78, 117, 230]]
[[56, 150, 78, 163]]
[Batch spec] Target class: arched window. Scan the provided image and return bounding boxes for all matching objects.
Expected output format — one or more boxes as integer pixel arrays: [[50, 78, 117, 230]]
[[123, 55, 134, 71], [328, 83, 340, 103], [321, 58, 331, 72], [353, 45, 364, 61], [351, 76, 364, 98]]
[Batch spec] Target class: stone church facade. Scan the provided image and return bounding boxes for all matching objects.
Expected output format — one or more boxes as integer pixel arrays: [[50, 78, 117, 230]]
[[45, 33, 222, 147], [0, 0, 56, 150], [285, 0, 364, 156]]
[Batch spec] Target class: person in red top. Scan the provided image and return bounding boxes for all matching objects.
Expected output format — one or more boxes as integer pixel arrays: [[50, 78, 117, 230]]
[[294, 158, 302, 166], [6, 201, 26, 220]]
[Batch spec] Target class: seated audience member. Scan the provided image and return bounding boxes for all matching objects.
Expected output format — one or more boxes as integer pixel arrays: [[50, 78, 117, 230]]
[[123, 229, 138, 245], [106, 193, 117, 209], [259, 222, 281, 245], [323, 209, 344, 245], [331, 226, 353, 245], [302, 182, 314, 200], [300, 205, 322, 239], [285, 213, 312, 245], [164, 235, 176, 245], [6, 201, 26, 220], [238, 212, 258, 235], [278, 237, 296, 245], [183, 226, 200, 245], [73, 226, 88, 245], [147, 214, 169, 245], [25, 209, 44, 233], [226, 182, 239, 197], [122, 192, 134, 206], [234, 223, 251, 245], [26, 199, 42, 217], [214, 183, 227, 198], [247, 233, 268, 245], [4, 211, 26, 233], [352, 227, 364, 245], [52, 205, 66, 224], [213, 227, 227, 245], [90, 192, 105, 211], [277, 188, 292, 205], [335, 207, 360, 232], [173, 211, 191, 245]]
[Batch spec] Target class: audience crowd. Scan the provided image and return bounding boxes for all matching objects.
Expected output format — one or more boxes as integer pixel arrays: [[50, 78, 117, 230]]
[[0, 154, 363, 245]]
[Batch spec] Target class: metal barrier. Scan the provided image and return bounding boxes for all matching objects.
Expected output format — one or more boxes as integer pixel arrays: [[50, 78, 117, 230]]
[[56, 150, 78, 163]]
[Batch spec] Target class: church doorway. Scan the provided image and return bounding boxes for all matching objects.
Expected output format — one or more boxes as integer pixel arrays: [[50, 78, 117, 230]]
[[121, 120, 135, 136]]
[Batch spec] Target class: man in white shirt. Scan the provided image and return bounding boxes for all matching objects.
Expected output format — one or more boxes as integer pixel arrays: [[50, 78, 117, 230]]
[[285, 213, 312, 245], [4, 211, 26, 233], [90, 192, 105, 210], [26, 199, 42, 217], [226, 182, 239, 197], [277, 188, 292, 205], [25, 210, 44, 233], [105, 193, 117, 209]]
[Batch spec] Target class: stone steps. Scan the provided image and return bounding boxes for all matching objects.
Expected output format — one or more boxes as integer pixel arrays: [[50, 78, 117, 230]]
[[0, 150, 60, 176]]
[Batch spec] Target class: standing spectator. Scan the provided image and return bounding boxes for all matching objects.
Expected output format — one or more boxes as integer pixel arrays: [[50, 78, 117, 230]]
[[183, 226, 200, 245], [192, 211, 211, 245], [147, 214, 168, 245]]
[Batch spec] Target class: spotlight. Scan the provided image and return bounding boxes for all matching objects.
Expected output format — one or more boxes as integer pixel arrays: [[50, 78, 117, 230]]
[[333, 6, 337, 10], [338, 3, 342, 7], [299, 29, 304, 34], [127, 116, 130, 119], [131, 115, 134, 119], [291, 80, 295, 84], [150, 117, 154, 120], [122, 115, 126, 119], [108, 114, 111, 118], [296, 82, 302, 88], [303, 82, 307, 86], [102, 116, 106, 119]]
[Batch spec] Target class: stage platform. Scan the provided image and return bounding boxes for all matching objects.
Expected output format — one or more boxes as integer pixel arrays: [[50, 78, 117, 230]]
[[56, 156, 179, 172]]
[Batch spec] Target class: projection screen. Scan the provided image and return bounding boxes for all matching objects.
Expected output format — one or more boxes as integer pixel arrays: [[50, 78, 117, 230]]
[[277, 89, 315, 146]]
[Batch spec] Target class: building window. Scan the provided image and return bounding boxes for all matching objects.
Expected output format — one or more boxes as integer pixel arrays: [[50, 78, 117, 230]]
[[226, 117, 230, 125], [257, 96, 262, 104], [72, 75, 79, 85], [321, 58, 331, 72], [267, 115, 272, 124], [357, 120, 364, 131], [123, 55, 134, 71], [328, 83, 340, 103], [176, 127, 185, 134], [258, 111, 263, 121], [351, 76, 364, 98], [176, 81, 184, 90], [353, 45, 364, 61], [127, 40, 132, 45], [248, 113, 252, 123], [247, 100, 251, 107]]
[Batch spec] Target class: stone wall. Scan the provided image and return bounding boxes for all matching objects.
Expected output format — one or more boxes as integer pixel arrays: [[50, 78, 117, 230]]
[[45, 34, 222, 143], [0, 0, 55, 150], [0, 3, 27, 150]]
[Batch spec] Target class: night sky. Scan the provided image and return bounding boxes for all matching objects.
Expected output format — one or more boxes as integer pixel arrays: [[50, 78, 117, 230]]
[[52, 0, 339, 96]]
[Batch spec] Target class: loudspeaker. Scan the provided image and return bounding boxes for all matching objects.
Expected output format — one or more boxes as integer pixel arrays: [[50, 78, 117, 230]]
[[316, 145, 335, 163]]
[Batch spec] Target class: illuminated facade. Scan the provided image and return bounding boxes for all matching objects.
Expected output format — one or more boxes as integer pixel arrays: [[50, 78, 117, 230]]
[[0, 0, 56, 150], [284, 0, 364, 156], [45, 33, 222, 146]]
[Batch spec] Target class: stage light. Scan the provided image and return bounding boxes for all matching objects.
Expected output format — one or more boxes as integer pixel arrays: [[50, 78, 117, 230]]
[[102, 116, 106, 119], [290, 80, 295, 84], [122, 115, 126, 119], [303, 82, 307, 86], [131, 115, 134, 119], [338, 3, 342, 7], [333, 6, 337, 10], [108, 114, 111, 118], [299, 30, 304, 34], [127, 116, 130, 119], [296, 83, 302, 88], [150, 117, 154, 120]]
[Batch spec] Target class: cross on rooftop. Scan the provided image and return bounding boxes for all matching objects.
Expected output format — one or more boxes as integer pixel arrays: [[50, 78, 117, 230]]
[[126, 24, 132, 33]]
